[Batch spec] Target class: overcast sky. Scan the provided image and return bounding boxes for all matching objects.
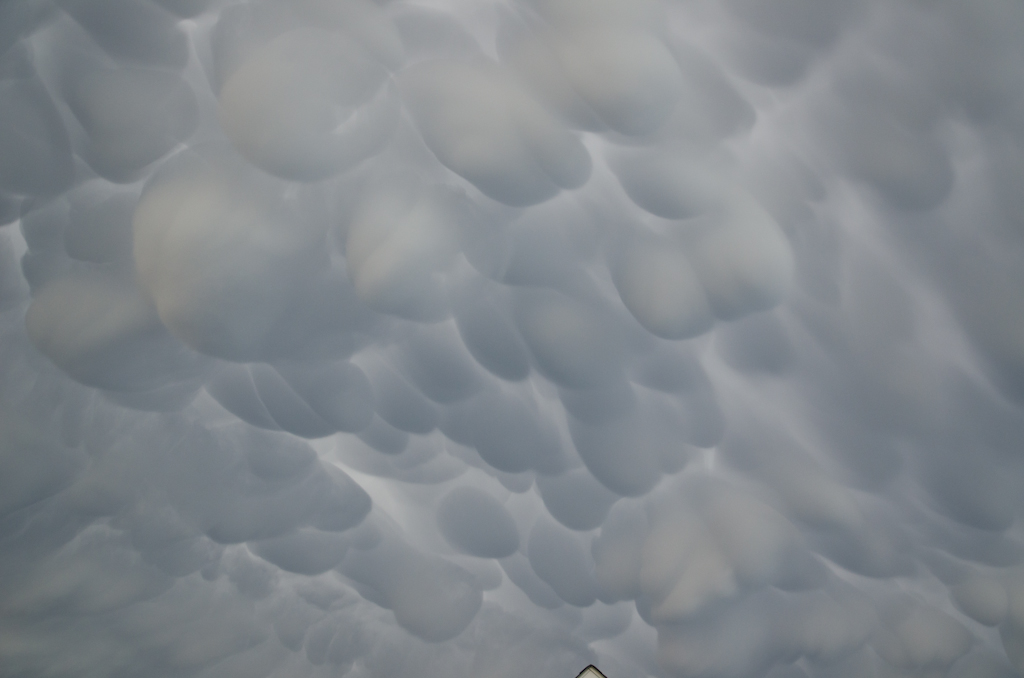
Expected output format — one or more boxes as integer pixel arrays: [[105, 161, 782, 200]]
[[2, 1, 1024, 677]]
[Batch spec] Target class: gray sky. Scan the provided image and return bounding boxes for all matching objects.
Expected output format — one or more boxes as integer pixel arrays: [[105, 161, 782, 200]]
[[2, 1, 1024, 677]]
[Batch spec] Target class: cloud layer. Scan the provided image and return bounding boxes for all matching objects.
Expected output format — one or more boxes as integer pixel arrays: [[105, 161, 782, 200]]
[[2, 0, 1024, 677]]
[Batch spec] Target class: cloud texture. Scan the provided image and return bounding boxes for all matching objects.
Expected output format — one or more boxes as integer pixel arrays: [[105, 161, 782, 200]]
[[2, 0, 1024, 677]]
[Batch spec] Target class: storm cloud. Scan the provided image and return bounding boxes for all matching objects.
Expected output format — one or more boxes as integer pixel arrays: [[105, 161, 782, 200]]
[[2, 1, 1024, 678]]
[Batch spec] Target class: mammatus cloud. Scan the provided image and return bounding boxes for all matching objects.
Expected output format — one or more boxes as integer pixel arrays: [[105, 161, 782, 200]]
[[2, 0, 1024, 677]]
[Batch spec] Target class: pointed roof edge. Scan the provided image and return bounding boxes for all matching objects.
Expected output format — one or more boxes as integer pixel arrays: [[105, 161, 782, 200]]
[[575, 665, 608, 678]]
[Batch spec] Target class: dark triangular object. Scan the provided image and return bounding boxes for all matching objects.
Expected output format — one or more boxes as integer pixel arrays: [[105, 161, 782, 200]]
[[576, 666, 608, 678]]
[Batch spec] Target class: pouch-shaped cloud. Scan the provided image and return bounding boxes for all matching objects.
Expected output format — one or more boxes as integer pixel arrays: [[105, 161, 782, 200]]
[[3, 0, 1024, 677], [400, 58, 591, 205], [219, 27, 398, 182], [65, 65, 199, 183], [345, 174, 471, 317], [611, 235, 713, 340], [132, 153, 327, 360], [59, 0, 190, 68], [501, 0, 684, 136], [514, 288, 625, 389], [0, 72, 74, 198], [436, 486, 519, 559], [686, 193, 794, 321], [26, 270, 206, 394]]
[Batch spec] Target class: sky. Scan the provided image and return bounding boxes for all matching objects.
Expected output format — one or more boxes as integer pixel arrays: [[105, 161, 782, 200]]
[[1, 0, 1024, 677]]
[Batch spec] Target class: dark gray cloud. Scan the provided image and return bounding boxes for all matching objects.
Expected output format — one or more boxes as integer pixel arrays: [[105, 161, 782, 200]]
[[2, 0, 1024, 677]]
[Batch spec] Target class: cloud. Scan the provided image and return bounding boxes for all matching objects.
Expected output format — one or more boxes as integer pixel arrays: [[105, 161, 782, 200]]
[[2, 0, 1024, 677]]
